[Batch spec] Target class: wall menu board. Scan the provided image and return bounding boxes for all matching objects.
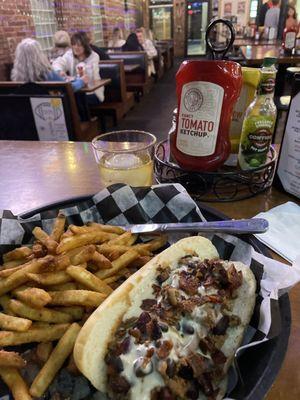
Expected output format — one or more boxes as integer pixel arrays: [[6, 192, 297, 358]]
[[273, 74, 300, 199]]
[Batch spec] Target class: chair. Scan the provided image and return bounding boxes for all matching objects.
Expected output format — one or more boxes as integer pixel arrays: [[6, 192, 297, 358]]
[[0, 82, 99, 141], [107, 51, 154, 97], [91, 60, 134, 126]]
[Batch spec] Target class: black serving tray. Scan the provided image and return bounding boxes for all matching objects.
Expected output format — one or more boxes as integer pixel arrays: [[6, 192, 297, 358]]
[[0, 196, 291, 400]]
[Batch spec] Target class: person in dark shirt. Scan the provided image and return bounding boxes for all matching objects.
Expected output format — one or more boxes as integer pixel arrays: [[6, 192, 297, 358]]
[[258, 0, 272, 26], [121, 33, 143, 52]]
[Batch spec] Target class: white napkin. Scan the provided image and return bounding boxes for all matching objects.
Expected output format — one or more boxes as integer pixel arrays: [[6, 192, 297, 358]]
[[254, 201, 300, 263]]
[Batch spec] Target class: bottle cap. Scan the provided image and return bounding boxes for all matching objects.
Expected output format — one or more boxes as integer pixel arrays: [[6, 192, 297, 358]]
[[262, 57, 277, 67]]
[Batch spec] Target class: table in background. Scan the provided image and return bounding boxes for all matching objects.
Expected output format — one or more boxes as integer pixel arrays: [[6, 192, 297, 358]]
[[234, 38, 278, 47], [240, 45, 300, 66], [80, 78, 111, 93], [0, 140, 299, 399], [124, 64, 140, 73]]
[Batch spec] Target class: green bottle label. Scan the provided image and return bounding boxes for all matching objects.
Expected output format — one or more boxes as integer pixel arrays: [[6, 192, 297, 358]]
[[239, 116, 274, 168]]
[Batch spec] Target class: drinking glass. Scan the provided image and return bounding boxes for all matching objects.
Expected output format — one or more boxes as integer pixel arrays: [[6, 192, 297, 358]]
[[92, 130, 157, 186]]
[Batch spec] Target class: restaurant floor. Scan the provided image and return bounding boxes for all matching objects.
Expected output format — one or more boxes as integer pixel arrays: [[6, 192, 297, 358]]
[[107, 58, 182, 142], [110, 57, 287, 145]]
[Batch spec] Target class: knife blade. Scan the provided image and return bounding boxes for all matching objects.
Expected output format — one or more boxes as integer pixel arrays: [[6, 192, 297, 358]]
[[124, 218, 268, 235]]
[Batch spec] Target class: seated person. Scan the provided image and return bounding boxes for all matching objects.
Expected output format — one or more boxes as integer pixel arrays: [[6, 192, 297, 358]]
[[50, 30, 71, 62], [53, 31, 104, 105], [121, 32, 143, 51], [108, 27, 126, 48], [136, 28, 158, 76], [87, 30, 110, 60], [11, 38, 87, 92]]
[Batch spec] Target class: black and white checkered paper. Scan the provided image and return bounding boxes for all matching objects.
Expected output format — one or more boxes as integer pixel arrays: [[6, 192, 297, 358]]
[[1, 183, 300, 400]]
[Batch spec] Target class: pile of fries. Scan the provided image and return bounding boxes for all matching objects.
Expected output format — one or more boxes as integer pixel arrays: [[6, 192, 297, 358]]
[[0, 213, 167, 399]]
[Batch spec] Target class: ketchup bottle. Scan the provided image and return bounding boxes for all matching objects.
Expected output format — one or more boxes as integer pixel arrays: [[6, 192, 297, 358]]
[[170, 60, 242, 171], [282, 26, 298, 54]]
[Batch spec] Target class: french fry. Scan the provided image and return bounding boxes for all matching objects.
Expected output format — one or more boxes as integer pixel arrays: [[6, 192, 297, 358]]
[[70, 223, 125, 235], [50, 282, 78, 291], [50, 213, 66, 242], [2, 259, 28, 270], [0, 312, 32, 332], [32, 242, 47, 258], [53, 254, 71, 271], [30, 323, 81, 397], [0, 324, 70, 346], [36, 342, 53, 364], [0, 295, 15, 315], [9, 300, 73, 324], [27, 271, 72, 286], [33, 227, 58, 253], [71, 245, 96, 265], [95, 249, 139, 280], [106, 231, 136, 246], [90, 251, 112, 269], [103, 268, 130, 284], [3, 246, 32, 263], [66, 265, 113, 295], [48, 290, 107, 308], [130, 255, 152, 268], [56, 231, 117, 253], [88, 222, 125, 234], [31, 322, 52, 329], [0, 255, 55, 296], [53, 306, 84, 321], [0, 264, 28, 279], [14, 288, 51, 309], [0, 350, 26, 368], [0, 367, 32, 400], [138, 235, 168, 252]]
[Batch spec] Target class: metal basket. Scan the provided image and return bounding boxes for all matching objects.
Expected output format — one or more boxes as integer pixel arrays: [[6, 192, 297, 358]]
[[154, 140, 277, 202]]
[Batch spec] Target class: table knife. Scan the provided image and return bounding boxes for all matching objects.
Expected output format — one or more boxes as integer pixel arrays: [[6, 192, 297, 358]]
[[124, 218, 268, 235]]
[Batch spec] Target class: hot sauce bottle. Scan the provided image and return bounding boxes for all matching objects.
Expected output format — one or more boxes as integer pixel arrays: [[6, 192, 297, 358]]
[[282, 25, 298, 54], [170, 60, 242, 171]]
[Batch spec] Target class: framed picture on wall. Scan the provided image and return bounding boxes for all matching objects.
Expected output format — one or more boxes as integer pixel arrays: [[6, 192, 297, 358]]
[[237, 1, 246, 14], [224, 2, 232, 15]]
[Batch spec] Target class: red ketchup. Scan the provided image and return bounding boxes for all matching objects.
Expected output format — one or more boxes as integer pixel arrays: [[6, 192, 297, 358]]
[[170, 60, 242, 171], [282, 26, 298, 53]]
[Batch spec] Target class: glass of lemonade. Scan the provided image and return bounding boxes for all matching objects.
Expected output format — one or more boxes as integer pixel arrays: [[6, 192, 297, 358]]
[[92, 130, 157, 187]]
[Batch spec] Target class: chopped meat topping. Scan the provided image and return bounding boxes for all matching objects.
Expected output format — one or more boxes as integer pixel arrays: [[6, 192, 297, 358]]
[[141, 298, 157, 311], [178, 272, 199, 295], [156, 266, 171, 284], [105, 258, 242, 400], [156, 340, 173, 359]]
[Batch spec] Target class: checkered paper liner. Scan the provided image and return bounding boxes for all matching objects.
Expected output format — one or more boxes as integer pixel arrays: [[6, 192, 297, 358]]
[[0, 183, 300, 400]]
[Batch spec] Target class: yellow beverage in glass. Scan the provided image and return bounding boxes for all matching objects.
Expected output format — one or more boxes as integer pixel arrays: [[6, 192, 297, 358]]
[[92, 131, 156, 187], [98, 153, 153, 186]]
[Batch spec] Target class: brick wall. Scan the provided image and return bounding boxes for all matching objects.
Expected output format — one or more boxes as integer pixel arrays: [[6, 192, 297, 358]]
[[102, 0, 139, 44], [0, 0, 35, 80], [0, 0, 140, 80]]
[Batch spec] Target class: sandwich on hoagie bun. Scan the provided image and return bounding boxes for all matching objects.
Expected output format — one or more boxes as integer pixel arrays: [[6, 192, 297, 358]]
[[74, 236, 256, 399]]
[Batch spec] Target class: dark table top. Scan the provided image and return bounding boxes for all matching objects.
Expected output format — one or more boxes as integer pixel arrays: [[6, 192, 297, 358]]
[[0, 140, 299, 399], [80, 79, 111, 93], [240, 45, 300, 65]]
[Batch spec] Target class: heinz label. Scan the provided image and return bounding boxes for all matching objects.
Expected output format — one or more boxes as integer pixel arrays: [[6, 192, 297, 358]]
[[176, 81, 224, 157]]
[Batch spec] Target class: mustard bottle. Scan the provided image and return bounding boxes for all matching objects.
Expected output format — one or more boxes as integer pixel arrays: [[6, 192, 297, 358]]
[[229, 67, 261, 153]]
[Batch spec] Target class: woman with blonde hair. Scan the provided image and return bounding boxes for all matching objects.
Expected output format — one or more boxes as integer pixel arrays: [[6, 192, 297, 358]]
[[51, 30, 71, 60], [108, 27, 125, 48], [11, 38, 87, 91]]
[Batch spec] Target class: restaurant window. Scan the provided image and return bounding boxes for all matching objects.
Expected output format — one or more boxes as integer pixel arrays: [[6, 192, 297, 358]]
[[250, 0, 258, 19], [91, 0, 104, 45], [30, 0, 57, 52]]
